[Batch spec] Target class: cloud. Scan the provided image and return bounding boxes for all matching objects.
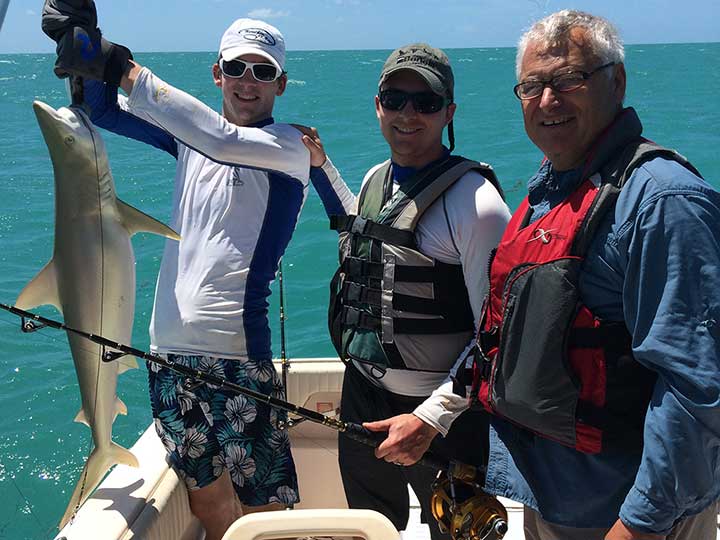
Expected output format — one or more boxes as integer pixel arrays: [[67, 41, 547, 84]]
[[247, 8, 291, 19], [26, 10, 37, 16]]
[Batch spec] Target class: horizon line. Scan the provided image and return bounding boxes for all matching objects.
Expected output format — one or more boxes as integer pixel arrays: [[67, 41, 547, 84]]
[[1, 39, 718, 56]]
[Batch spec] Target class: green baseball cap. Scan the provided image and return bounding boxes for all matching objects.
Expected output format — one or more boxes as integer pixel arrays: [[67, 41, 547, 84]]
[[379, 43, 454, 99]]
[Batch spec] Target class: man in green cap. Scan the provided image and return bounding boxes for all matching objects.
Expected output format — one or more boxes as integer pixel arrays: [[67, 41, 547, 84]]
[[303, 43, 510, 538]]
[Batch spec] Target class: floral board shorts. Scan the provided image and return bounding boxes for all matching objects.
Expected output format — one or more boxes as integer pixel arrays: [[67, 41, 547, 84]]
[[147, 354, 299, 507]]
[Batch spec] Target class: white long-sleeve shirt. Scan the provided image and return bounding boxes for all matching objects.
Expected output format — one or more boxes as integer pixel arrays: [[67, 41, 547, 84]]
[[120, 68, 311, 360]]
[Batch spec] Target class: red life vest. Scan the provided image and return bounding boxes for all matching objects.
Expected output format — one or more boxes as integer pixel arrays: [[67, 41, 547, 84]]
[[471, 120, 701, 454]]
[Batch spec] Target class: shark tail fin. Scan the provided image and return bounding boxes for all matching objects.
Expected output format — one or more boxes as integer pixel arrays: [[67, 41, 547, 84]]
[[15, 260, 61, 312], [116, 199, 181, 241], [58, 442, 139, 529]]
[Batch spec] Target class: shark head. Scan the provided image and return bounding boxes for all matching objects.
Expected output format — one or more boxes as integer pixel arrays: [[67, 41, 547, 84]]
[[33, 100, 113, 203], [33, 100, 110, 176]]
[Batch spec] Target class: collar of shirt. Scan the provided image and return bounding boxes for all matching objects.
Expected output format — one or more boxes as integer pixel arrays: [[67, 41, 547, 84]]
[[527, 160, 584, 224], [248, 117, 274, 128], [391, 147, 451, 186]]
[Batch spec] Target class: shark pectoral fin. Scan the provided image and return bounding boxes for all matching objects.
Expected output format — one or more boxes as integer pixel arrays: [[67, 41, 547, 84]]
[[58, 443, 139, 529], [118, 356, 139, 374], [15, 261, 61, 311], [74, 408, 89, 427], [116, 199, 181, 241]]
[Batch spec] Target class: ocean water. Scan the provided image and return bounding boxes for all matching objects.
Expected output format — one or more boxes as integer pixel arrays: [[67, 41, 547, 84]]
[[0, 44, 718, 538]]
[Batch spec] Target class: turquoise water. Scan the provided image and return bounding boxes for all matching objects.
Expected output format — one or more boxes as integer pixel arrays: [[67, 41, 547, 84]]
[[0, 44, 718, 538]]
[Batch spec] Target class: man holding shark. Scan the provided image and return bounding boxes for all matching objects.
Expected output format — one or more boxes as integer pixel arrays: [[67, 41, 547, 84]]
[[40, 2, 353, 538]]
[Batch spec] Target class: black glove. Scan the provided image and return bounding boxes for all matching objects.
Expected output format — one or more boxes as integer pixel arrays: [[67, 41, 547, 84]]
[[42, 0, 132, 87], [41, 0, 97, 41], [53, 26, 133, 87]]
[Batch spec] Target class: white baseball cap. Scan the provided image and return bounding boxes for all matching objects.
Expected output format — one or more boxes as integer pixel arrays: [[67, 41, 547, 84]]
[[218, 18, 286, 72]]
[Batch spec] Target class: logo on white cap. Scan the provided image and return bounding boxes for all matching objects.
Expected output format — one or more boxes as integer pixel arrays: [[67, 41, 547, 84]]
[[239, 28, 276, 46]]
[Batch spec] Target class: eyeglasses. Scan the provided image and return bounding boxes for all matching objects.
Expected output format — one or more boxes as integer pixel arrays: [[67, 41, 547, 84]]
[[219, 59, 282, 82], [378, 89, 450, 114], [513, 62, 616, 100]]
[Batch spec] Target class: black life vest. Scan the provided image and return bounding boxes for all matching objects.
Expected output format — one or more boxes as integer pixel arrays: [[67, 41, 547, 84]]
[[471, 109, 702, 454], [329, 155, 504, 374]]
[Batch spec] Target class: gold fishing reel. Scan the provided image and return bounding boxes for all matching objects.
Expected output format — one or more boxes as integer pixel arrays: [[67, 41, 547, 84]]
[[430, 465, 508, 540]]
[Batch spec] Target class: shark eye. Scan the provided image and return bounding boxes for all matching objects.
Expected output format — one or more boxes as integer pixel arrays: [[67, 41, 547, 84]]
[[64, 136, 75, 146]]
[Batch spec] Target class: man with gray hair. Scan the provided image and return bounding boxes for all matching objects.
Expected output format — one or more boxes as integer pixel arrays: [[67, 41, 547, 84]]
[[464, 9, 720, 540]]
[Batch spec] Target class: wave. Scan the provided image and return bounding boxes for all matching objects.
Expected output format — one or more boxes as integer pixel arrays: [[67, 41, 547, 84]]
[[288, 79, 306, 86]]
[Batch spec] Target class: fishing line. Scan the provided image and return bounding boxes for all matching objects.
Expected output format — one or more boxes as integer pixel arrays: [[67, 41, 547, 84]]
[[6, 473, 52, 537], [75, 102, 109, 519]]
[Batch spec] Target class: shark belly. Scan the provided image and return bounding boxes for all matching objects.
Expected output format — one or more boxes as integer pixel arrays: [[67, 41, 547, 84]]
[[55, 208, 135, 449]]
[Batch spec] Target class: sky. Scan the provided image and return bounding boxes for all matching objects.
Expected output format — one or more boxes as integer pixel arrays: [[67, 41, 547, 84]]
[[0, 0, 718, 54]]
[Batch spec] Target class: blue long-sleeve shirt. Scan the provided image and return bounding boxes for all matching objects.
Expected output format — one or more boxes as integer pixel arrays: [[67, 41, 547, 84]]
[[485, 154, 720, 534]]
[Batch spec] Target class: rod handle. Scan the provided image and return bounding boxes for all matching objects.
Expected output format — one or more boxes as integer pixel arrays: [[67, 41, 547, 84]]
[[343, 422, 386, 447], [343, 422, 453, 473]]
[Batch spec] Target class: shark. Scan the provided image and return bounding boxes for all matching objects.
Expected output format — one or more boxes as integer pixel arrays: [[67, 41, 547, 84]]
[[16, 101, 180, 528]]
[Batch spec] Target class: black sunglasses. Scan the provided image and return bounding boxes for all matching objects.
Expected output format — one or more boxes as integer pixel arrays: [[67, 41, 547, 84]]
[[378, 89, 450, 114], [219, 59, 282, 82]]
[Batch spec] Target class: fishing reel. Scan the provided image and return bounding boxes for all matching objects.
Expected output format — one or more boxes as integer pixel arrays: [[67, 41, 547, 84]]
[[430, 463, 508, 540]]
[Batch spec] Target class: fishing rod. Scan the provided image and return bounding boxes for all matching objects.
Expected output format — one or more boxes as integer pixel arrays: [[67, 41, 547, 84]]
[[0, 302, 470, 476], [275, 261, 314, 430], [1, 302, 509, 539], [278, 259, 289, 394]]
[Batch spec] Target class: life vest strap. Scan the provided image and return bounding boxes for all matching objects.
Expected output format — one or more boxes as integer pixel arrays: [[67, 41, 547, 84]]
[[342, 281, 382, 306], [330, 214, 416, 247], [342, 305, 473, 335], [342, 256, 464, 285], [342, 257, 384, 280], [342, 306, 381, 331], [342, 278, 473, 318]]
